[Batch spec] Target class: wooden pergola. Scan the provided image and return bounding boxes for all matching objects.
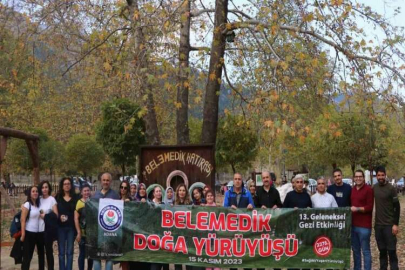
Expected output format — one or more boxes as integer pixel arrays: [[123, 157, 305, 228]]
[[0, 127, 40, 184]]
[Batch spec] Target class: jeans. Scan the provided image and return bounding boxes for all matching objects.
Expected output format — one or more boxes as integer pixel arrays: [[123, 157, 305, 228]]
[[351, 226, 372, 270], [375, 225, 399, 270], [79, 237, 93, 270], [57, 226, 75, 270], [93, 260, 113, 270]]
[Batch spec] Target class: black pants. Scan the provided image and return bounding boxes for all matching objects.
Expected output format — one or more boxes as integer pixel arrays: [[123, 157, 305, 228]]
[[375, 225, 399, 270], [22, 231, 45, 270], [44, 237, 54, 270], [150, 263, 169, 270]]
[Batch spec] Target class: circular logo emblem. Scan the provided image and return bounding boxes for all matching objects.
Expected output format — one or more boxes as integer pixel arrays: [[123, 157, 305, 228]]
[[313, 236, 333, 257], [99, 205, 123, 232]]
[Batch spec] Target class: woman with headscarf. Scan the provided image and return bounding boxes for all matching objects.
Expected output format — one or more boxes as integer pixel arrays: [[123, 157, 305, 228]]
[[135, 183, 147, 202], [129, 183, 137, 201], [163, 187, 174, 206]]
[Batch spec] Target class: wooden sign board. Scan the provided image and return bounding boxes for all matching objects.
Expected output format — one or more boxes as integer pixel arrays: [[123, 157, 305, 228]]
[[139, 144, 215, 191]]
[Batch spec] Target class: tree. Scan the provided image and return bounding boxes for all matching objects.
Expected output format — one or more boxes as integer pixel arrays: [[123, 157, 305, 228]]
[[215, 115, 258, 173], [65, 134, 104, 176], [96, 98, 146, 175]]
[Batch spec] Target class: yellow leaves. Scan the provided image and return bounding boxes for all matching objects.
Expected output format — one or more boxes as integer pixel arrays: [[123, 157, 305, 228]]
[[137, 108, 147, 118], [209, 72, 216, 81], [271, 25, 278, 35], [164, 82, 172, 90], [264, 120, 274, 128], [379, 124, 387, 131], [160, 73, 168, 79], [226, 23, 232, 30], [334, 131, 342, 137], [304, 13, 314, 22], [174, 102, 182, 109], [332, 0, 343, 6], [194, 96, 202, 104], [11, 69, 18, 78], [103, 62, 112, 71], [183, 81, 190, 88], [299, 135, 306, 143]]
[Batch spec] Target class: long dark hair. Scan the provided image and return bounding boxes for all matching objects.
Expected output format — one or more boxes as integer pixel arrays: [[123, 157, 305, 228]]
[[56, 177, 75, 200], [119, 180, 130, 200], [175, 184, 191, 205], [26, 186, 40, 207], [38, 180, 52, 197]]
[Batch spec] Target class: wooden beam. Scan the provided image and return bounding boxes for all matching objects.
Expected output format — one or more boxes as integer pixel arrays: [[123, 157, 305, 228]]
[[0, 127, 39, 141], [26, 140, 40, 185]]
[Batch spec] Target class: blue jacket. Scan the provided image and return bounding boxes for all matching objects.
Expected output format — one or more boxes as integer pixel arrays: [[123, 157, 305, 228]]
[[223, 186, 255, 208]]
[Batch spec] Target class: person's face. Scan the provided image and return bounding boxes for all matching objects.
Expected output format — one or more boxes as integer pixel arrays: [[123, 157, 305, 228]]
[[295, 178, 304, 191], [377, 171, 386, 185], [354, 172, 365, 186], [292, 179, 296, 188], [206, 193, 214, 204], [101, 175, 111, 189], [249, 184, 256, 195], [262, 172, 271, 187], [130, 185, 137, 195], [333, 171, 342, 185], [81, 187, 91, 199], [193, 189, 201, 200], [154, 187, 162, 199], [31, 187, 39, 199], [167, 189, 173, 199], [316, 179, 326, 193], [42, 183, 49, 196], [203, 187, 209, 195], [63, 179, 71, 192], [233, 174, 242, 188], [178, 186, 186, 199], [139, 185, 146, 196], [120, 183, 128, 195]]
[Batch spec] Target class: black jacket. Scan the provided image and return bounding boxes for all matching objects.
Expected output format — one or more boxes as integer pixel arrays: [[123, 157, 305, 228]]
[[256, 186, 282, 208], [10, 237, 23, 264], [44, 211, 58, 242]]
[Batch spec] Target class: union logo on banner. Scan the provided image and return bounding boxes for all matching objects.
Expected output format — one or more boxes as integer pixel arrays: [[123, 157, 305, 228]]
[[99, 204, 123, 232]]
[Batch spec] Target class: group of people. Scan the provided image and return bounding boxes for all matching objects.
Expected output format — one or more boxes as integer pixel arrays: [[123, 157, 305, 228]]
[[17, 172, 217, 270], [229, 167, 400, 270], [16, 166, 400, 270]]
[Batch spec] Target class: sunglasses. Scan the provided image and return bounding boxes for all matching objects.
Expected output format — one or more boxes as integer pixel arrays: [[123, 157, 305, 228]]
[[120, 186, 128, 190]]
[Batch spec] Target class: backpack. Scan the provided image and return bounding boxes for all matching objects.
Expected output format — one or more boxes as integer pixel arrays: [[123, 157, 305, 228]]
[[10, 204, 31, 239], [77, 200, 87, 230]]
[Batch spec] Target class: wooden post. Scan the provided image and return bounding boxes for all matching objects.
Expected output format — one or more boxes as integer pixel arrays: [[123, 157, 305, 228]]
[[26, 139, 40, 185]]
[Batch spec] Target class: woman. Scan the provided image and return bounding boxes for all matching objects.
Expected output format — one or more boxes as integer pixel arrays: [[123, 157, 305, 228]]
[[129, 183, 137, 201], [248, 180, 259, 207], [38, 181, 58, 270], [21, 185, 44, 270], [191, 187, 205, 205], [203, 190, 220, 270], [150, 186, 169, 270], [119, 180, 131, 202], [175, 184, 191, 206], [56, 177, 78, 270], [163, 187, 174, 206], [135, 183, 147, 202], [74, 184, 93, 270]]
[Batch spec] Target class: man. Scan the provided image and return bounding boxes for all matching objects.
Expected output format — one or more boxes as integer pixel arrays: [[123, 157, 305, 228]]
[[327, 168, 351, 207], [93, 172, 119, 200], [373, 166, 400, 270], [93, 173, 119, 270], [223, 173, 254, 270], [223, 173, 254, 209], [256, 171, 282, 209], [351, 170, 374, 270], [283, 175, 312, 208], [311, 177, 338, 208]]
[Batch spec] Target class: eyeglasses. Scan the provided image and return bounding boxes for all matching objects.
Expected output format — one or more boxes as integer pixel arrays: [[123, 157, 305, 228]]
[[63, 183, 71, 186], [317, 183, 325, 185], [120, 186, 128, 190], [354, 176, 363, 179]]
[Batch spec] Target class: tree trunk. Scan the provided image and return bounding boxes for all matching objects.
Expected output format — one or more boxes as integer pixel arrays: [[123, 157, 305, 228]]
[[231, 163, 236, 174], [122, 164, 126, 176], [127, 0, 161, 145], [176, 0, 191, 145], [351, 163, 355, 178], [201, 0, 228, 144]]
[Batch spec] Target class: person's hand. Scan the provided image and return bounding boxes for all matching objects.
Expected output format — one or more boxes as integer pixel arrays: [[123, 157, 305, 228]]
[[294, 207, 298, 209], [351, 206, 357, 212], [392, 225, 399, 236], [21, 233, 25, 242], [40, 213, 45, 219], [272, 205, 278, 209], [231, 205, 237, 210], [76, 233, 81, 243], [261, 205, 267, 209], [141, 198, 146, 203], [200, 203, 205, 206], [247, 204, 253, 210]]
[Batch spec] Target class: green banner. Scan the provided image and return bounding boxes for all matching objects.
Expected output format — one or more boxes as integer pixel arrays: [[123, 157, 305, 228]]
[[86, 199, 351, 268]]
